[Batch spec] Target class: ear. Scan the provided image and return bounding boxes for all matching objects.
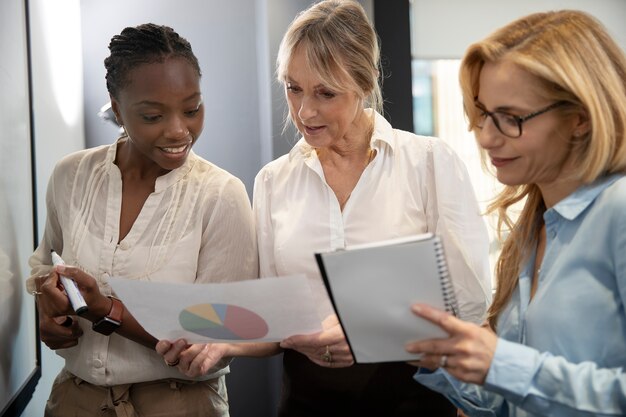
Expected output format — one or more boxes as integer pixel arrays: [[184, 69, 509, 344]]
[[572, 108, 591, 138], [109, 95, 123, 126]]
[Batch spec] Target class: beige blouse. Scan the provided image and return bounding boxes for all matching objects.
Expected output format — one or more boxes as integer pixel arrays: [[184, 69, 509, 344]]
[[27, 140, 258, 385]]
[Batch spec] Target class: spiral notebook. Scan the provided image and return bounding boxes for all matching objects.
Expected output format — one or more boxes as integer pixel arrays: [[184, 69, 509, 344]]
[[315, 233, 458, 363]]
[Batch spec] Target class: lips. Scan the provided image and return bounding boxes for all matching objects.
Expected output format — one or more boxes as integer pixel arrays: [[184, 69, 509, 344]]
[[158, 141, 191, 154], [303, 124, 325, 135], [490, 156, 519, 168], [161, 144, 188, 154]]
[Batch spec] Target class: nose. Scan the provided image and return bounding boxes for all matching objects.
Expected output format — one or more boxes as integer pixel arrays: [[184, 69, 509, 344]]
[[164, 116, 190, 140], [298, 95, 317, 122], [475, 116, 504, 151]]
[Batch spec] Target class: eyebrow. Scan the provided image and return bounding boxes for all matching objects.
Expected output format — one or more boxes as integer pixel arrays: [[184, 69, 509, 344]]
[[132, 92, 202, 108], [474, 99, 523, 113], [285, 77, 327, 90]]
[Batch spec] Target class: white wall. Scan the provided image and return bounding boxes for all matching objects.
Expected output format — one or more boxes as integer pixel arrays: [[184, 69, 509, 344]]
[[22, 0, 86, 416], [412, 0, 626, 58], [0, 0, 37, 414]]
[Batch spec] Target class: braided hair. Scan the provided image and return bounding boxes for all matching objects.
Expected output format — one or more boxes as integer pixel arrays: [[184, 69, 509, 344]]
[[104, 23, 201, 99]]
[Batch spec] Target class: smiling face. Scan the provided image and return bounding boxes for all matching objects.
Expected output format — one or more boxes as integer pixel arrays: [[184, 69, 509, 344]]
[[476, 60, 584, 197], [284, 46, 369, 150], [111, 57, 204, 172]]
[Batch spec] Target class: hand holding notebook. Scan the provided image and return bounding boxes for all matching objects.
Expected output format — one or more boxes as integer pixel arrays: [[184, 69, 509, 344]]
[[315, 233, 458, 363]]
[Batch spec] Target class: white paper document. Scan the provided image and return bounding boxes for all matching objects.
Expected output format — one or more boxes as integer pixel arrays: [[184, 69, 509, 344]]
[[108, 275, 322, 343]]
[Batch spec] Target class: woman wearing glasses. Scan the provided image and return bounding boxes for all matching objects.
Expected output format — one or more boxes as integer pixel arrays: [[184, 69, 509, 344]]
[[406, 10, 626, 417]]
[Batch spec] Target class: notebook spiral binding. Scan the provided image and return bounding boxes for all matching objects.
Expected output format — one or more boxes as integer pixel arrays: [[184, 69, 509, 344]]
[[433, 237, 460, 317]]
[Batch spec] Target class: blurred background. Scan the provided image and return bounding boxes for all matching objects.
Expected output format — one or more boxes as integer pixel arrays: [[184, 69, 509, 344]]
[[1, 1, 624, 416]]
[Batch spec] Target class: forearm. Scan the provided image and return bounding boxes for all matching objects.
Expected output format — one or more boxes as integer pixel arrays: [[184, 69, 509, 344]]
[[84, 296, 158, 350], [485, 339, 626, 416], [115, 309, 158, 349], [223, 342, 282, 358]]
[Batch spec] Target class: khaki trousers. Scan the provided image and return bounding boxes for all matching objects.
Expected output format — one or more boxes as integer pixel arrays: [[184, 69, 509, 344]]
[[44, 370, 229, 417]]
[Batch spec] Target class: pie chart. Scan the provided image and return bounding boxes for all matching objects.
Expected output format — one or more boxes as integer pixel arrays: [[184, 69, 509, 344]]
[[179, 303, 269, 340]]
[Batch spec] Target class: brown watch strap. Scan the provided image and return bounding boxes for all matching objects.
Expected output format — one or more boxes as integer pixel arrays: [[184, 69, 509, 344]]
[[106, 296, 124, 323]]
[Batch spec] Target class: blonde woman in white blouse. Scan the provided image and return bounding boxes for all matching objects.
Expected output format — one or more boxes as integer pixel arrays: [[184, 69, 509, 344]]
[[251, 1, 492, 416], [27, 24, 256, 417]]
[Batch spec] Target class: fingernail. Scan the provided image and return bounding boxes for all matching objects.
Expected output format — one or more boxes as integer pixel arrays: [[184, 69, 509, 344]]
[[55, 265, 66, 274], [412, 304, 423, 314], [60, 316, 73, 327], [176, 340, 186, 348]]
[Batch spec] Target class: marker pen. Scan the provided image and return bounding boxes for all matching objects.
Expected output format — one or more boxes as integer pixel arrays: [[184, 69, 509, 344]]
[[50, 250, 88, 315]]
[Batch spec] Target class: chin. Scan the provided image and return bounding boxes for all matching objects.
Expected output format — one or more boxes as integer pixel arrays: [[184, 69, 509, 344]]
[[496, 173, 525, 187], [158, 157, 188, 172], [302, 134, 332, 149]]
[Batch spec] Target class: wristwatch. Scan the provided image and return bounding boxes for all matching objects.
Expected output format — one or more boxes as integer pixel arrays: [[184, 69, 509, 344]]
[[92, 296, 123, 336]]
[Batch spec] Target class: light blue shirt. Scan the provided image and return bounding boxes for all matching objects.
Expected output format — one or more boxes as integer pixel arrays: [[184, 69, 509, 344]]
[[415, 174, 626, 417]]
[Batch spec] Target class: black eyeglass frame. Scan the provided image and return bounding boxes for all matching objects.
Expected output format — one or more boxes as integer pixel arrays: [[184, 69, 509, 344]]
[[474, 100, 567, 138]]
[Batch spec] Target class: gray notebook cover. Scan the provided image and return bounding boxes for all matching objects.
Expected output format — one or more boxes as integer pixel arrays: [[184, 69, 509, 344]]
[[316, 233, 458, 363]]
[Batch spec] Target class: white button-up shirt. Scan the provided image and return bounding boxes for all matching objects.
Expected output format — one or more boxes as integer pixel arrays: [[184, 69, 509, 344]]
[[253, 110, 491, 323]]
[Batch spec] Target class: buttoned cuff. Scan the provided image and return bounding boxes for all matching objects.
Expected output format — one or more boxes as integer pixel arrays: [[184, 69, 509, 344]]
[[484, 338, 541, 399]]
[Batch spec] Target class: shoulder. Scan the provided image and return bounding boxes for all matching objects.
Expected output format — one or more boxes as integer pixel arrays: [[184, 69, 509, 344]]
[[597, 175, 626, 217], [51, 144, 110, 180], [595, 175, 626, 207], [372, 112, 456, 163], [254, 153, 292, 186], [605, 175, 626, 196], [53, 144, 108, 170], [583, 176, 626, 245], [384, 129, 463, 174], [188, 152, 249, 202]]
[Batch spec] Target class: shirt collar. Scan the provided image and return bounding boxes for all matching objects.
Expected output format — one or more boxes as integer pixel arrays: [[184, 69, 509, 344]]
[[550, 173, 624, 221], [287, 109, 396, 162], [106, 138, 196, 193]]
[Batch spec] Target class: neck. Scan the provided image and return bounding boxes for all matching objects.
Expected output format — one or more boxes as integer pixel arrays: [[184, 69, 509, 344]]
[[115, 137, 168, 181], [538, 176, 583, 208], [317, 111, 374, 164]]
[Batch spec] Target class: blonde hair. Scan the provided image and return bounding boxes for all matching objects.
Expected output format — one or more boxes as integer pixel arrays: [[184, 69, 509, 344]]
[[459, 10, 626, 329], [276, 0, 383, 116]]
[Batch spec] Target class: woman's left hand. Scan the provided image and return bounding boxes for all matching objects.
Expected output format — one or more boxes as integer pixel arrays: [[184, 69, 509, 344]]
[[156, 339, 231, 378], [280, 314, 354, 368], [405, 303, 498, 385]]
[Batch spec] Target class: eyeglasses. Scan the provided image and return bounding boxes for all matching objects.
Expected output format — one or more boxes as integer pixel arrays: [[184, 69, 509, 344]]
[[474, 100, 566, 138]]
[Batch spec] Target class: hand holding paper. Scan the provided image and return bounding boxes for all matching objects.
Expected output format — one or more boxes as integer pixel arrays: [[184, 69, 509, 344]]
[[108, 275, 322, 344], [280, 314, 355, 368]]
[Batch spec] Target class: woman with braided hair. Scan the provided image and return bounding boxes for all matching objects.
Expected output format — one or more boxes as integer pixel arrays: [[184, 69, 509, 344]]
[[27, 23, 257, 416]]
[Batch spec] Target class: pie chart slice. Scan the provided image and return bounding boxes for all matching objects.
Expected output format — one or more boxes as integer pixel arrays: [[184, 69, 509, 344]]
[[179, 303, 269, 340]]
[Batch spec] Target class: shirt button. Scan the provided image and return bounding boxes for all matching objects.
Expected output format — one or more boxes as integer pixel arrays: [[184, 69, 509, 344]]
[[94, 358, 103, 368], [549, 230, 556, 239], [119, 242, 129, 250]]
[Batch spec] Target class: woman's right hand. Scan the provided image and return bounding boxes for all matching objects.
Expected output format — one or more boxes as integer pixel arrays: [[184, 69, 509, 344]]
[[280, 314, 354, 368], [33, 274, 83, 349], [405, 303, 497, 385], [156, 339, 231, 378]]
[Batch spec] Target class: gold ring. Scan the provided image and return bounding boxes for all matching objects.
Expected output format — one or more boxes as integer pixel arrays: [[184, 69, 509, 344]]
[[321, 345, 333, 363], [164, 358, 180, 367], [439, 354, 448, 368]]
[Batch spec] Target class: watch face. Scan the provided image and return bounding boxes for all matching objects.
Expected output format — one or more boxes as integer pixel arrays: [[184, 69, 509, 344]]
[[93, 317, 121, 336]]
